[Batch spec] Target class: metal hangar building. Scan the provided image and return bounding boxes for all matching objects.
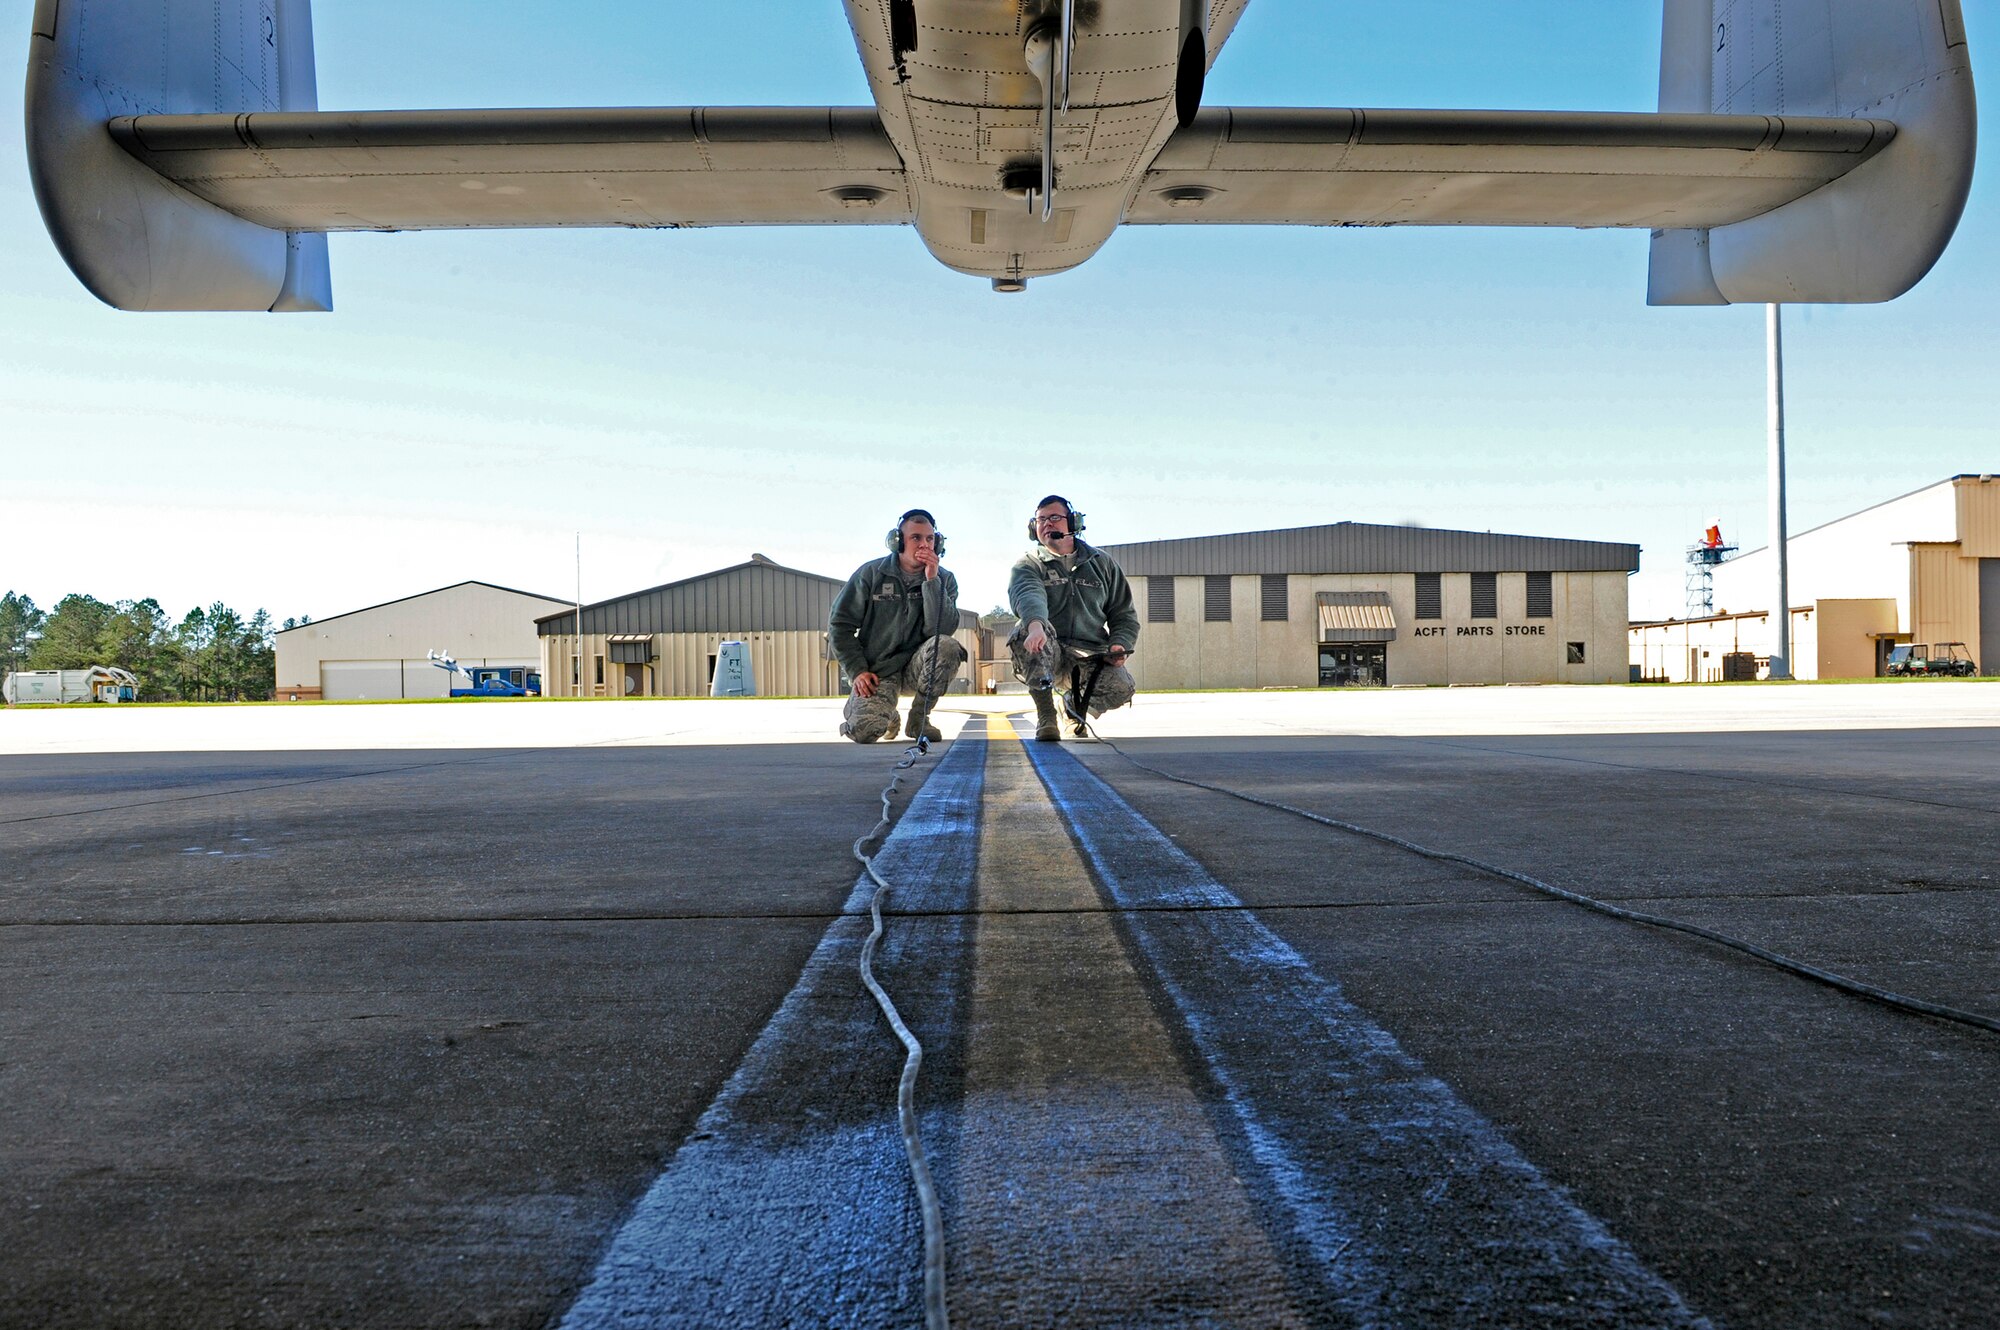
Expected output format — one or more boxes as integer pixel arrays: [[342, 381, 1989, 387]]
[[274, 581, 571, 701], [1099, 522, 1638, 689], [537, 554, 985, 698]]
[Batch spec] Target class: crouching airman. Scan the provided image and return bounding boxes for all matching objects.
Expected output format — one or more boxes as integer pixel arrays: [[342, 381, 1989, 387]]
[[830, 508, 966, 744], [1007, 494, 1139, 741]]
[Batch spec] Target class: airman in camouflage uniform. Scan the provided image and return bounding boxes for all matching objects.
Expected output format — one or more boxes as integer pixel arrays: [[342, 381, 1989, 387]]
[[1008, 495, 1139, 741], [830, 509, 965, 744]]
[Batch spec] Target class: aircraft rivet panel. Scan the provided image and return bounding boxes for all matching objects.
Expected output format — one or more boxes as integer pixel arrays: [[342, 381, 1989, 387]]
[[974, 116, 1095, 164], [1087, 110, 1176, 164], [909, 0, 1031, 36]]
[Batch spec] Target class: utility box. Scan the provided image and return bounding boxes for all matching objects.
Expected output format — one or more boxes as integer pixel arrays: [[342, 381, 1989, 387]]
[[1721, 652, 1759, 682]]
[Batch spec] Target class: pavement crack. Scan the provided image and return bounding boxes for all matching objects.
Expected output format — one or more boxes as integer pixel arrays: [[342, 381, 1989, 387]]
[[1410, 738, 2000, 816], [0, 749, 548, 826], [8, 881, 1979, 932]]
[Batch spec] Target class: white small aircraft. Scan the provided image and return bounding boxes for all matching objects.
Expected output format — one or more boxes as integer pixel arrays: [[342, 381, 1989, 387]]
[[25, 0, 1975, 310]]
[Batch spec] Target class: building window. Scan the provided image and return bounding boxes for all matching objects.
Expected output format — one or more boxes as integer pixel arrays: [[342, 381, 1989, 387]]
[[1415, 573, 1442, 620], [594, 654, 605, 685], [1526, 571, 1552, 618], [1261, 574, 1288, 621], [1148, 576, 1175, 623], [571, 655, 580, 686], [1568, 641, 1587, 664], [1471, 572, 1497, 619], [1204, 575, 1232, 622]]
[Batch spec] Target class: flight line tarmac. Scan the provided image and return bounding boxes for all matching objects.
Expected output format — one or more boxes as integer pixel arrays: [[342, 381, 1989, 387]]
[[2, 686, 1997, 1328]]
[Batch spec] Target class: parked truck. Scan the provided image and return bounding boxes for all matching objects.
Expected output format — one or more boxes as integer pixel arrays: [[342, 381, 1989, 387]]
[[3, 666, 139, 704], [427, 651, 541, 697]]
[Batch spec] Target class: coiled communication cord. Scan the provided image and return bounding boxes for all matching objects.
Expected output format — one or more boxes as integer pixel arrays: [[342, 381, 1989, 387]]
[[1069, 720, 2000, 1039], [852, 735, 952, 1330]]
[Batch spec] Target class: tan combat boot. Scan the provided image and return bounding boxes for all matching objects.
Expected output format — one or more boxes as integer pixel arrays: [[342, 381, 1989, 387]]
[[905, 702, 943, 744], [1031, 688, 1061, 742]]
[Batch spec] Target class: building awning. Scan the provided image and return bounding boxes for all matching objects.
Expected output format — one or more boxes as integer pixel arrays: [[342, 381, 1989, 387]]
[[1318, 592, 1397, 642], [607, 633, 654, 664]]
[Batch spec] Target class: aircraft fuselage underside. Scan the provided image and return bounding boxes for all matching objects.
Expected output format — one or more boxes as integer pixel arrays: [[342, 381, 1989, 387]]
[[843, 0, 1248, 285]]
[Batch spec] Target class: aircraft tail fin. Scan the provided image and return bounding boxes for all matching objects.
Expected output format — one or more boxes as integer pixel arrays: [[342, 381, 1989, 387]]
[[1649, 0, 1975, 305], [26, 0, 331, 311]]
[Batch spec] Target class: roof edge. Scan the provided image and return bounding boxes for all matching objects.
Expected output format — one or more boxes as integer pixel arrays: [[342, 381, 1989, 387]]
[[533, 557, 845, 626], [1100, 520, 1639, 573], [1726, 476, 1963, 560], [275, 580, 572, 634]]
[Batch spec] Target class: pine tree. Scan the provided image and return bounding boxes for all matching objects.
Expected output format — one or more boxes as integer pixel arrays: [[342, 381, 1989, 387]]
[[0, 592, 45, 676], [27, 594, 113, 670]]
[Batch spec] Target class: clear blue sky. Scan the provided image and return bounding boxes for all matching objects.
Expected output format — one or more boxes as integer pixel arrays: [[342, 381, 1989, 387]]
[[2, 0, 1995, 626]]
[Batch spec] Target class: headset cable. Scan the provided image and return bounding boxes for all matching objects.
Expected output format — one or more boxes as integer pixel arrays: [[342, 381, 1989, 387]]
[[853, 733, 952, 1330]]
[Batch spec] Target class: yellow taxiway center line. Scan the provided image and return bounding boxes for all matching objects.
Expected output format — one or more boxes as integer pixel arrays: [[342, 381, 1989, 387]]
[[950, 714, 1305, 1326]]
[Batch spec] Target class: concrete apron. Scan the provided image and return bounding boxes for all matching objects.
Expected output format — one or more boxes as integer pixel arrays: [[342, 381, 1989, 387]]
[[560, 713, 1707, 1329]]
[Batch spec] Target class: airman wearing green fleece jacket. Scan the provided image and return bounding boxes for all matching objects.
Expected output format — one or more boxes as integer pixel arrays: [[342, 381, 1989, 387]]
[[830, 508, 964, 743], [1007, 495, 1138, 741]]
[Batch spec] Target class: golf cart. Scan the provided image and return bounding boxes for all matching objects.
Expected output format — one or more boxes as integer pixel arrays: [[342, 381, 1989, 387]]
[[1884, 643, 1979, 677]]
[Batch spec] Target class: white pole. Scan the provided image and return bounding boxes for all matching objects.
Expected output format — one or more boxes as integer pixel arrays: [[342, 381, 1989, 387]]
[[575, 531, 584, 698], [1766, 304, 1792, 680]]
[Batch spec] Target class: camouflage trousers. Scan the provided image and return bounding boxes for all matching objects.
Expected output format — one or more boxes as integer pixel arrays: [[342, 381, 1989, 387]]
[[841, 635, 966, 743], [1008, 626, 1136, 717]]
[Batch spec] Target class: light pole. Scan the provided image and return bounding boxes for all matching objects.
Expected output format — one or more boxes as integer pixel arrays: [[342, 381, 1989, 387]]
[[1766, 304, 1791, 680], [575, 531, 584, 698]]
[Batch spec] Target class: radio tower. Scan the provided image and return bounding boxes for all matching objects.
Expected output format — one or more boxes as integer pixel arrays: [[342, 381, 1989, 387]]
[[1685, 520, 1737, 618]]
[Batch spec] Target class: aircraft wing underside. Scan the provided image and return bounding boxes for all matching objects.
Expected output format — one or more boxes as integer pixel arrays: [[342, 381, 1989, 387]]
[[109, 104, 1891, 237], [1128, 108, 1896, 229], [107, 107, 914, 230], [27, 0, 1973, 307]]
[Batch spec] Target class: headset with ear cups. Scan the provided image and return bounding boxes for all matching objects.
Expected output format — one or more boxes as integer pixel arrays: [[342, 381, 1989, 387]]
[[1028, 495, 1085, 541], [886, 508, 945, 557]]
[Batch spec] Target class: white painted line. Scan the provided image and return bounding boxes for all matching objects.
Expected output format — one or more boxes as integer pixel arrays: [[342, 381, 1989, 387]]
[[1024, 732, 1714, 1328], [558, 731, 984, 1329]]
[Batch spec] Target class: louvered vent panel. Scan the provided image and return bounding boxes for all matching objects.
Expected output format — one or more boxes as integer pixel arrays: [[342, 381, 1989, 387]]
[[1204, 575, 1232, 622], [1415, 573, 1442, 620], [1471, 572, 1498, 619], [1527, 571, 1553, 618], [1261, 574, 1288, 621]]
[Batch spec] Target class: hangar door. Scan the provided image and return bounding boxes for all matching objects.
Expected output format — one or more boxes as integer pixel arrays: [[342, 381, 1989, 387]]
[[320, 660, 403, 700], [1982, 560, 1999, 676], [321, 659, 455, 699]]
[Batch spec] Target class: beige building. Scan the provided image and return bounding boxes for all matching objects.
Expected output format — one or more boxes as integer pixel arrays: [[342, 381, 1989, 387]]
[[1099, 523, 1636, 689], [538, 554, 986, 698], [1632, 475, 2000, 679], [274, 581, 571, 701], [1629, 600, 1900, 682]]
